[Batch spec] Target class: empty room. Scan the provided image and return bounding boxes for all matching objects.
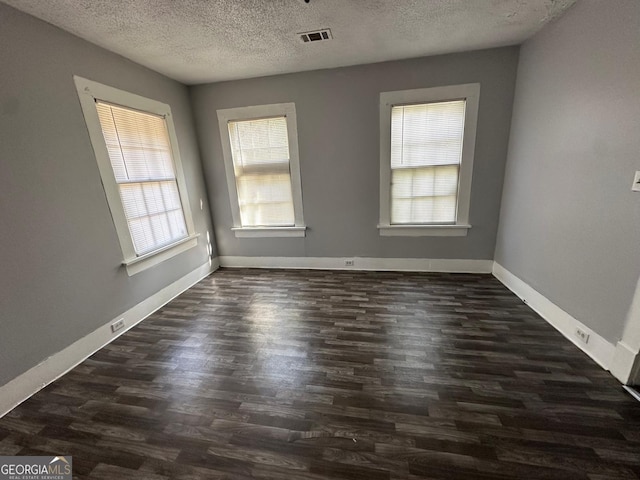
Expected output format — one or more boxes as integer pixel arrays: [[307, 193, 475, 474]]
[[1, 0, 639, 478]]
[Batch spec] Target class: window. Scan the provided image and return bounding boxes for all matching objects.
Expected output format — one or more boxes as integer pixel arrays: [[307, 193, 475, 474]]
[[217, 103, 306, 238], [75, 76, 197, 275], [378, 84, 480, 236]]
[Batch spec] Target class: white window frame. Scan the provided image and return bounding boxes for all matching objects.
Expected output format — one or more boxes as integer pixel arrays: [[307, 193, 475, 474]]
[[378, 83, 480, 237], [217, 103, 306, 238], [74, 76, 198, 275]]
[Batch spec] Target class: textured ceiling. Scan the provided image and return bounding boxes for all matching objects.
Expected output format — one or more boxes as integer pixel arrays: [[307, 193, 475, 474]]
[[2, 0, 576, 84]]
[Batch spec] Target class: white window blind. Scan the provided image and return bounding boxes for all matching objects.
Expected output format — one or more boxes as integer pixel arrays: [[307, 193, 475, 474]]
[[95, 101, 188, 255], [390, 100, 466, 224], [227, 116, 295, 227]]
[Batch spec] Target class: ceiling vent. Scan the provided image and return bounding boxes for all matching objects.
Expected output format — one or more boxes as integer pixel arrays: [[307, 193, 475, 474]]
[[299, 28, 332, 43]]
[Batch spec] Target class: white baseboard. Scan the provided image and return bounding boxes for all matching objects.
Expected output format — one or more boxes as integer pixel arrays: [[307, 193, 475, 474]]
[[210, 255, 221, 271], [492, 262, 616, 370], [611, 340, 640, 384], [0, 261, 216, 418], [218, 256, 493, 273], [623, 385, 640, 402]]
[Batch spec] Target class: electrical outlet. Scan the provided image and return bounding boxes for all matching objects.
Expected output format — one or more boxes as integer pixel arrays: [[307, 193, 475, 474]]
[[632, 171, 640, 192], [344, 259, 354, 267], [111, 318, 125, 333], [575, 327, 590, 344]]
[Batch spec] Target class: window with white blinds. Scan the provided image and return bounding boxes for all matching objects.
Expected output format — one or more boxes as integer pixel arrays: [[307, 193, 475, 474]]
[[75, 76, 197, 275], [95, 102, 188, 255], [390, 100, 465, 224], [227, 116, 295, 227], [379, 84, 480, 237], [217, 102, 306, 238]]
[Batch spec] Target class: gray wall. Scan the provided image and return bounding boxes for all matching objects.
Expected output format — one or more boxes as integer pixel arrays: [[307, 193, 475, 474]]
[[191, 47, 519, 259], [495, 0, 640, 344], [0, 3, 215, 386]]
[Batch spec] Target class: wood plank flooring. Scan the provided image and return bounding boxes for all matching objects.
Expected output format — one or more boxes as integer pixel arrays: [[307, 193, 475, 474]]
[[1, 268, 639, 479]]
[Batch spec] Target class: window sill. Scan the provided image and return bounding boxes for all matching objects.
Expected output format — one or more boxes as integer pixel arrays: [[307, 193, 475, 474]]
[[123, 234, 199, 276], [232, 226, 307, 238], [378, 224, 471, 237]]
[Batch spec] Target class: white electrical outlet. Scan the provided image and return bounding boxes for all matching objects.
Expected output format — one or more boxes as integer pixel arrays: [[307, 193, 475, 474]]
[[345, 259, 354, 266], [632, 171, 640, 192], [575, 327, 590, 344], [111, 318, 125, 333]]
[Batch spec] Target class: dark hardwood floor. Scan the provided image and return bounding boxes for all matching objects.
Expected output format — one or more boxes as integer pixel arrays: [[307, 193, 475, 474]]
[[1, 268, 639, 479]]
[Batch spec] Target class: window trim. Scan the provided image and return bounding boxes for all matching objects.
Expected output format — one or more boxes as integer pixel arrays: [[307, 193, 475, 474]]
[[74, 76, 197, 275], [378, 83, 480, 237], [217, 103, 306, 238]]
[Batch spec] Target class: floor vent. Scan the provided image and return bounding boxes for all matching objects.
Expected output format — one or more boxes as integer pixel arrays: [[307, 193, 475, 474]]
[[299, 28, 332, 43]]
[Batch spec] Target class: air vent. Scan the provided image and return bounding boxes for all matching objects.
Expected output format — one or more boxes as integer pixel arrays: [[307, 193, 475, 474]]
[[299, 28, 332, 43]]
